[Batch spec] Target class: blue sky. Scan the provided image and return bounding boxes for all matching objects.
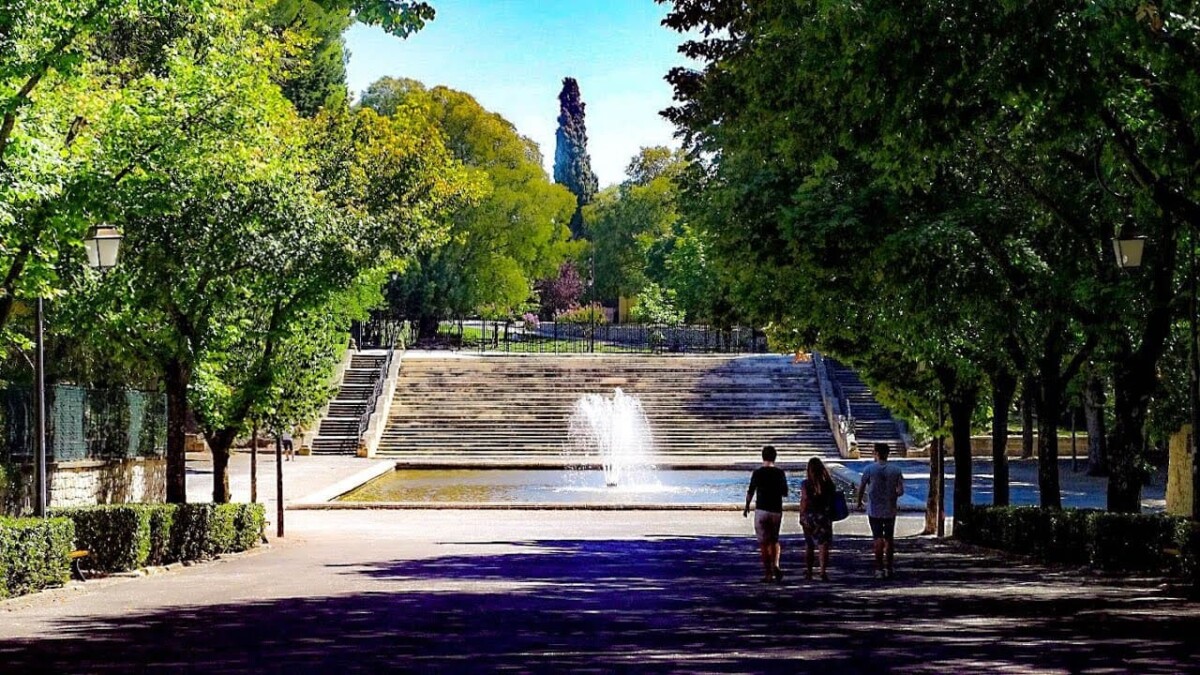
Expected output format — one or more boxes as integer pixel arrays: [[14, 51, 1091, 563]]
[[344, 0, 694, 187]]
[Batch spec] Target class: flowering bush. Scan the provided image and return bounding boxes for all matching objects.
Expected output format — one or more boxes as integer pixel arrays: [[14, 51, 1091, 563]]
[[536, 263, 585, 319], [557, 303, 607, 325], [522, 312, 540, 330]]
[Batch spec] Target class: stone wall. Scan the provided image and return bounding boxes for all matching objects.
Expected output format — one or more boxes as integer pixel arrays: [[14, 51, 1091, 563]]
[[2, 458, 166, 513]]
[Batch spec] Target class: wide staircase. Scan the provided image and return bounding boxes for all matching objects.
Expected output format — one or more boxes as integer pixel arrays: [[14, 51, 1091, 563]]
[[310, 352, 389, 455], [377, 354, 837, 464], [827, 358, 908, 456]]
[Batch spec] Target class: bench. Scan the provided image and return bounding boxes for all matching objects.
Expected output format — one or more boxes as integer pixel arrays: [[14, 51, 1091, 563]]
[[69, 550, 89, 582]]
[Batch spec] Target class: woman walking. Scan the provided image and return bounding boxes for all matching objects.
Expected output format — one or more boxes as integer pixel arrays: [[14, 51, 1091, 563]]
[[799, 457, 836, 580]]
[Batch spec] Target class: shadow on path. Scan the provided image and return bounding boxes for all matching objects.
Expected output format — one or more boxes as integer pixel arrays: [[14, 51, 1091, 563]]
[[0, 537, 1196, 673]]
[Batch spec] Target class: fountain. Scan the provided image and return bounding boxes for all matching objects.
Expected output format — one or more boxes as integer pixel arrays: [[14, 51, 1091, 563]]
[[566, 388, 657, 487]]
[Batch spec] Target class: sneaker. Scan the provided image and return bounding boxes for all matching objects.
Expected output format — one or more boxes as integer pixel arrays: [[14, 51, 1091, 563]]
[[774, 567, 784, 582]]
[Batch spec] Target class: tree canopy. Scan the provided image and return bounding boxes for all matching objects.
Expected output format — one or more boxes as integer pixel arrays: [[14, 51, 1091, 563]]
[[659, 0, 1200, 514], [553, 77, 598, 239], [361, 77, 578, 335]]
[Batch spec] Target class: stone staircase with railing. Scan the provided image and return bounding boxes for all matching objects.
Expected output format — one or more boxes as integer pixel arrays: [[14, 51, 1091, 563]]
[[310, 352, 390, 455], [827, 357, 908, 456], [377, 353, 839, 464]]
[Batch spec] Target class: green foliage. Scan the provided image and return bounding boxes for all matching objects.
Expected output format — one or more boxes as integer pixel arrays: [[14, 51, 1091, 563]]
[[53, 505, 154, 572], [170, 503, 262, 562], [1176, 520, 1200, 589], [553, 77, 598, 238], [363, 78, 578, 327], [1089, 513, 1179, 573], [582, 147, 723, 324], [270, 0, 355, 117], [557, 304, 606, 326], [0, 516, 74, 599], [344, 0, 434, 37], [658, 0, 1200, 509], [145, 503, 175, 566], [53, 503, 261, 573], [170, 503, 214, 561], [629, 282, 684, 325], [233, 503, 266, 552], [959, 506, 1197, 577]]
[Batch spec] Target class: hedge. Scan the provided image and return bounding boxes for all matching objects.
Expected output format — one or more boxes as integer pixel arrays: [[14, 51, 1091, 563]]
[[0, 517, 74, 599], [53, 503, 266, 574], [53, 505, 178, 572], [958, 505, 1200, 585]]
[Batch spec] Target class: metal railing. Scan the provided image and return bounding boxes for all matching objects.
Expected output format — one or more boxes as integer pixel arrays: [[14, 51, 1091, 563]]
[[429, 319, 767, 354], [357, 345, 395, 439], [351, 316, 414, 350]]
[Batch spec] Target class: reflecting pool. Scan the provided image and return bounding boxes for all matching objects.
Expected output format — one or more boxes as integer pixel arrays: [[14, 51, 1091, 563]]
[[339, 469, 768, 506]]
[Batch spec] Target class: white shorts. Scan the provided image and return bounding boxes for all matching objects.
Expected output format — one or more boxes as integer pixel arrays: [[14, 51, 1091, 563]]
[[754, 509, 783, 544]]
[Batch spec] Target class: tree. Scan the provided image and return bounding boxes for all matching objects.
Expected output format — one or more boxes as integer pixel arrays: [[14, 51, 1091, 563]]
[[659, 0, 1200, 514], [362, 78, 578, 337], [581, 147, 723, 322], [553, 77, 598, 239], [0, 0, 439, 350], [269, 0, 356, 117], [535, 262, 585, 319]]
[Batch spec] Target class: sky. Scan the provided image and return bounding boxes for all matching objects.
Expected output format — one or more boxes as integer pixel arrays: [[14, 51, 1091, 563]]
[[344, 0, 695, 188]]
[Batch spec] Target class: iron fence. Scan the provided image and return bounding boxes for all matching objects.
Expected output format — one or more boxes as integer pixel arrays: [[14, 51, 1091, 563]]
[[0, 386, 166, 463], [431, 319, 767, 354], [351, 316, 415, 350]]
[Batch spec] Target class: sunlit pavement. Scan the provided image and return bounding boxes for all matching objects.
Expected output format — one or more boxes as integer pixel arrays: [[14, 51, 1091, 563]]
[[1, 508, 1197, 673]]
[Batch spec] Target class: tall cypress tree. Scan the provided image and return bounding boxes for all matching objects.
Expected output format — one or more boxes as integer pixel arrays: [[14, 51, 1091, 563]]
[[553, 77, 599, 239]]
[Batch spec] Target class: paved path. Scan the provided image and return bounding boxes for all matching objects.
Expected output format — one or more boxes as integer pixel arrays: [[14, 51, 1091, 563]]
[[1, 507, 1198, 673]]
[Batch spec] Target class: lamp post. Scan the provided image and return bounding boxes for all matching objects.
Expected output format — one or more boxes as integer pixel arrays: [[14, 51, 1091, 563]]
[[1112, 235, 1146, 269], [1113, 232, 1200, 519], [588, 252, 596, 353], [33, 226, 123, 517]]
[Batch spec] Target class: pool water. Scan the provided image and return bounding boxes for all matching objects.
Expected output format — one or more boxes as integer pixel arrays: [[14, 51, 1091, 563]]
[[340, 469, 782, 506]]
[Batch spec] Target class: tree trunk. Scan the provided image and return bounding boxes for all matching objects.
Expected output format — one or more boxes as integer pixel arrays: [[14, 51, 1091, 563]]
[[948, 387, 978, 533], [1021, 380, 1035, 460], [211, 445, 231, 504], [991, 370, 1017, 506], [1035, 389, 1062, 510], [1108, 359, 1153, 513], [418, 314, 439, 342], [924, 434, 944, 535], [164, 358, 190, 504], [250, 424, 258, 503], [1084, 373, 1108, 477], [1035, 347, 1064, 510], [205, 427, 238, 504]]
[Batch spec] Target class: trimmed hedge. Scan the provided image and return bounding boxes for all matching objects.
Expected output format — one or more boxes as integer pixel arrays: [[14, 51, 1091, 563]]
[[958, 505, 1200, 585], [0, 517, 74, 599], [53, 503, 266, 574], [53, 504, 179, 572]]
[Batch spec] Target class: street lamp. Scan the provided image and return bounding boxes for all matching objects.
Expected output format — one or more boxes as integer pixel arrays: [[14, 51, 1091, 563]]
[[1111, 231, 1200, 520], [83, 225, 123, 270], [1112, 235, 1146, 269], [33, 225, 124, 516]]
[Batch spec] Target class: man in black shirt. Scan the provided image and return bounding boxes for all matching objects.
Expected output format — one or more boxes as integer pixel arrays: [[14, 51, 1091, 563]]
[[744, 445, 788, 582]]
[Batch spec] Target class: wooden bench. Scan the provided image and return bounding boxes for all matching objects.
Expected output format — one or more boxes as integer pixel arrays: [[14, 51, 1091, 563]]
[[69, 550, 89, 582]]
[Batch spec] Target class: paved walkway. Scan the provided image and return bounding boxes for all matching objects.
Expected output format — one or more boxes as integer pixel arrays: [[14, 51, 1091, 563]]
[[0, 456, 1197, 673]]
